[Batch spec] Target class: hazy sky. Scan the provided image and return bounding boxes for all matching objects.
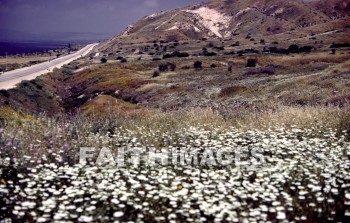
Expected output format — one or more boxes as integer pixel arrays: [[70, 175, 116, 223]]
[[0, 0, 204, 35]]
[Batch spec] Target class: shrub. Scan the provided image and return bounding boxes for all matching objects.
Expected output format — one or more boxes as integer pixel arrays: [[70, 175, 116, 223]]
[[163, 54, 173, 59], [244, 67, 275, 75], [61, 65, 75, 75], [246, 58, 257, 67], [330, 43, 350, 48], [218, 86, 247, 97], [159, 62, 176, 72], [224, 51, 235, 55], [288, 45, 299, 54], [100, 58, 107, 63], [211, 64, 217, 68], [162, 51, 189, 59], [177, 52, 189, 57], [231, 42, 240, 47], [152, 71, 160, 78], [203, 52, 217, 57], [215, 46, 225, 51], [228, 63, 233, 73], [181, 66, 191, 70], [299, 46, 313, 53], [194, 61, 202, 70], [120, 58, 127, 63]]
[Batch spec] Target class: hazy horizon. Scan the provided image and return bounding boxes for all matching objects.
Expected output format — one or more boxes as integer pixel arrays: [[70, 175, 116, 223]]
[[0, 0, 204, 41]]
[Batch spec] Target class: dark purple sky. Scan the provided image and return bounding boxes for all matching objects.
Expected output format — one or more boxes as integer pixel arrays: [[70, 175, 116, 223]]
[[0, 0, 204, 35]]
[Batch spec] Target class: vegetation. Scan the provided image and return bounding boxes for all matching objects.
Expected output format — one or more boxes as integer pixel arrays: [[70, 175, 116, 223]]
[[246, 58, 257, 67], [101, 58, 108, 63], [158, 62, 176, 72], [194, 60, 202, 70]]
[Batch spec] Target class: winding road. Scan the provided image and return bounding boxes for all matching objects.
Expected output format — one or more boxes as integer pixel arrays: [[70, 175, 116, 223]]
[[0, 43, 98, 90]]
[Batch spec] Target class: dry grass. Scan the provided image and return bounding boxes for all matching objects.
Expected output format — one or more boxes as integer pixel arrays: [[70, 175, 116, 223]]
[[231, 104, 348, 131], [0, 55, 54, 66], [257, 51, 350, 66], [81, 95, 154, 118]]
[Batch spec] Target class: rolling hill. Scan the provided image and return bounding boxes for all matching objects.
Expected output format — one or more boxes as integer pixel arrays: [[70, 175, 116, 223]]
[[98, 0, 350, 52]]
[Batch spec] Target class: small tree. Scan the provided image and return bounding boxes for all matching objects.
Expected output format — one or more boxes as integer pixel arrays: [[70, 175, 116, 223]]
[[246, 58, 257, 67], [331, 49, 336, 54], [101, 58, 108, 63], [194, 61, 202, 70]]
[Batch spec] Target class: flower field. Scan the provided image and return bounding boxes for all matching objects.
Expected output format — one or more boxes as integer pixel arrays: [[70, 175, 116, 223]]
[[1, 124, 350, 222]]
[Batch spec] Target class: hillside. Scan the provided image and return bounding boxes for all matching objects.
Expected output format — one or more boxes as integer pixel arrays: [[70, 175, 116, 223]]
[[98, 0, 350, 52]]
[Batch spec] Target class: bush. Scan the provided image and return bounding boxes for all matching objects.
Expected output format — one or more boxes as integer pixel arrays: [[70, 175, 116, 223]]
[[159, 62, 176, 72], [215, 46, 225, 51], [194, 61, 202, 70], [211, 64, 217, 68], [163, 51, 190, 59], [330, 43, 350, 48], [152, 71, 160, 78], [163, 54, 173, 59], [231, 42, 240, 47], [244, 67, 275, 75], [299, 46, 313, 53], [177, 52, 190, 57], [224, 51, 235, 55], [61, 65, 75, 75], [228, 64, 233, 73], [203, 52, 217, 57], [120, 58, 127, 63], [246, 58, 257, 67], [100, 58, 107, 63], [288, 45, 299, 54]]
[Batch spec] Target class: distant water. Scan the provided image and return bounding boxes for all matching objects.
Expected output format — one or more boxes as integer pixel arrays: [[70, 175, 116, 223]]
[[0, 41, 69, 56]]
